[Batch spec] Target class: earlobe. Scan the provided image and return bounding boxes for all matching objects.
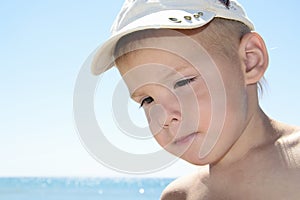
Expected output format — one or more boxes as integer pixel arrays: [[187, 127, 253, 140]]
[[239, 32, 269, 85]]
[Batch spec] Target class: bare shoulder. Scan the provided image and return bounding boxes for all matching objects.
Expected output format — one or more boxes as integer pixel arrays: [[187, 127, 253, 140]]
[[275, 123, 300, 168], [160, 167, 209, 200]]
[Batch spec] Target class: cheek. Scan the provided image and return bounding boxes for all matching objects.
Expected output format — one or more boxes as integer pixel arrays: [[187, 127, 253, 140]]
[[223, 88, 249, 138], [143, 106, 173, 146], [223, 69, 248, 124], [204, 82, 249, 161], [144, 105, 163, 134], [215, 60, 248, 131], [195, 85, 212, 132], [144, 108, 158, 136], [193, 70, 249, 162], [182, 78, 212, 133]]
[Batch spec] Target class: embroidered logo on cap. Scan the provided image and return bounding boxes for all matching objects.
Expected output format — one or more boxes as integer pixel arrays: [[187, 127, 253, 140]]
[[218, 0, 230, 9]]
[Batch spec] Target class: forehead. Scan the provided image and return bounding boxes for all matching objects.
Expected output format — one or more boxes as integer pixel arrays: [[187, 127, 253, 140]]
[[115, 30, 207, 75], [117, 48, 197, 95], [119, 48, 191, 73], [114, 28, 207, 63], [114, 30, 225, 96]]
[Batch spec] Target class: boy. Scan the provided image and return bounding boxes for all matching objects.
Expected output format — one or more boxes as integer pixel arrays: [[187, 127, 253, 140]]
[[90, 0, 300, 199]]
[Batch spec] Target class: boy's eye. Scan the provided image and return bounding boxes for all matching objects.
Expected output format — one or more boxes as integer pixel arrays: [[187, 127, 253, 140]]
[[140, 96, 154, 108], [174, 77, 197, 89]]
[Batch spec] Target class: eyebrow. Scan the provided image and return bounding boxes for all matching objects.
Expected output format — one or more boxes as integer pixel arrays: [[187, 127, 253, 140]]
[[129, 64, 192, 99], [131, 91, 142, 99], [161, 64, 192, 83]]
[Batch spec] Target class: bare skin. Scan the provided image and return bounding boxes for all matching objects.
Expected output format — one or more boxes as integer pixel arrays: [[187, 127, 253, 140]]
[[161, 122, 300, 200], [116, 30, 300, 199]]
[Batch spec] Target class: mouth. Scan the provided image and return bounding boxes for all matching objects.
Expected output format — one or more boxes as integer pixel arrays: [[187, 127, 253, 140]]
[[173, 132, 198, 145]]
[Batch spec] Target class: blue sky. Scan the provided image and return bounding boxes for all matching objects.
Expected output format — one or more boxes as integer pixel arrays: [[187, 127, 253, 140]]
[[0, 0, 299, 177]]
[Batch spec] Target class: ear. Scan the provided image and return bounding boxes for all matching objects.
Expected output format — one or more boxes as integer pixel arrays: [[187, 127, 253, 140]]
[[239, 32, 269, 85]]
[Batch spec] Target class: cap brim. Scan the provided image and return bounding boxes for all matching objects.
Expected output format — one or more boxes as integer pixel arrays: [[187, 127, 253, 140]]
[[91, 9, 215, 75]]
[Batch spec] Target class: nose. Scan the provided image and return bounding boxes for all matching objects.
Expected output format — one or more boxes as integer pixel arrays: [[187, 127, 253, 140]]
[[160, 105, 181, 129], [148, 92, 181, 134], [150, 104, 181, 128]]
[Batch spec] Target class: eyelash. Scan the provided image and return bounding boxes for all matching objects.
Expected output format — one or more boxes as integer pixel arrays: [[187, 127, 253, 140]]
[[139, 77, 197, 108], [174, 76, 197, 89], [139, 96, 154, 108]]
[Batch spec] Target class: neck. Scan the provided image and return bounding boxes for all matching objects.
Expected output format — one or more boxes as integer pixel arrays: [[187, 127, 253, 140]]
[[209, 107, 277, 171]]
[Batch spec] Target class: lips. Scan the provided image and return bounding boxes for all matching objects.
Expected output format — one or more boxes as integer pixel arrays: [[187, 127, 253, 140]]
[[173, 132, 197, 145]]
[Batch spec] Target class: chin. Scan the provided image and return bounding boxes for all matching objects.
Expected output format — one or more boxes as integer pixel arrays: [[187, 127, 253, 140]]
[[179, 146, 226, 166], [180, 155, 210, 166]]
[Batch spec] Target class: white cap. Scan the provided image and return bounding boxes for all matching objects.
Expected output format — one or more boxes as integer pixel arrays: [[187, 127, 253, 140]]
[[91, 0, 254, 75]]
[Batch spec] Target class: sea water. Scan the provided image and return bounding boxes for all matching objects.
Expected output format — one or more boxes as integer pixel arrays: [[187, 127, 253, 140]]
[[0, 177, 174, 200]]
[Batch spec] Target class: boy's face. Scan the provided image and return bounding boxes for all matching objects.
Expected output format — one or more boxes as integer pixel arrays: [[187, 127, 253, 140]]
[[116, 34, 250, 165]]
